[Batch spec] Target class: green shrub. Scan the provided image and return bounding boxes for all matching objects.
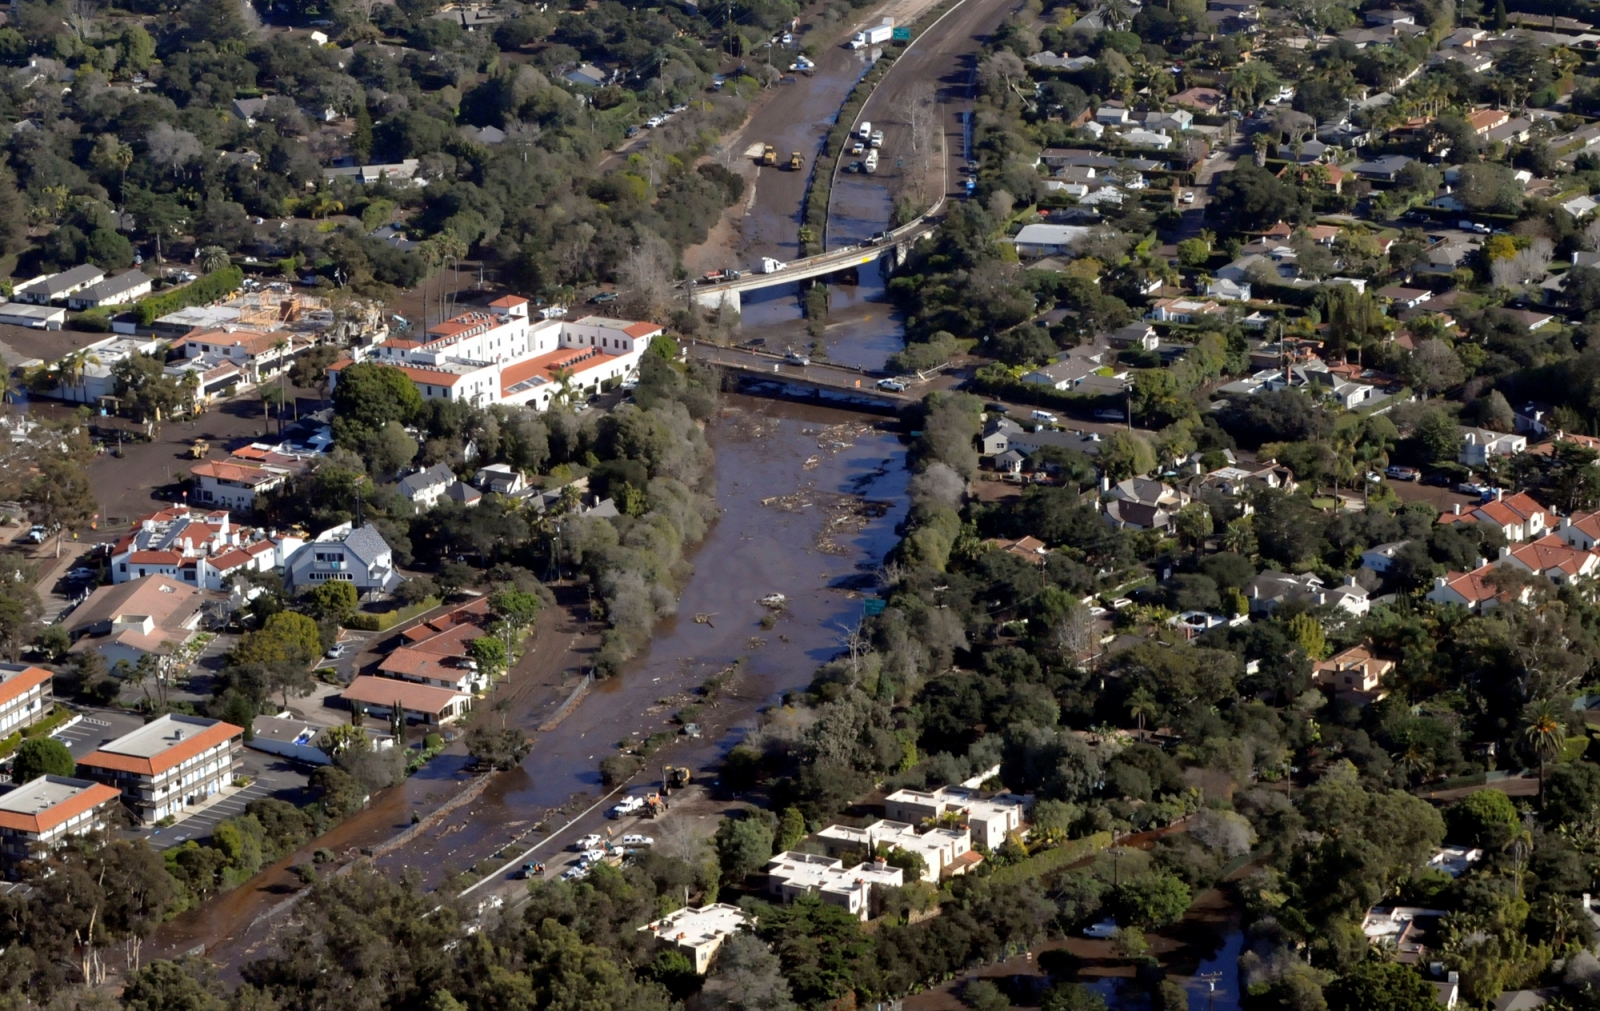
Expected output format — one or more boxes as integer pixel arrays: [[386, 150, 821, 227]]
[[134, 266, 244, 325]]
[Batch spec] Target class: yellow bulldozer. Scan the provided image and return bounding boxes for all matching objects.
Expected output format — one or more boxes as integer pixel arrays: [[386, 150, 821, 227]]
[[789, 151, 803, 171], [186, 439, 210, 459], [761, 144, 777, 166]]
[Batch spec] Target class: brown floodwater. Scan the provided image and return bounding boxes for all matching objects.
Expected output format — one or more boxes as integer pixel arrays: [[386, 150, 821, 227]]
[[369, 395, 911, 887]]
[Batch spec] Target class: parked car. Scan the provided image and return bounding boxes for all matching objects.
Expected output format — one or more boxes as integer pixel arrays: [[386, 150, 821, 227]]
[[1180, 191, 1196, 204], [1031, 410, 1058, 424], [574, 834, 604, 850], [984, 402, 1009, 414], [65, 567, 95, 581], [1384, 465, 1420, 481], [519, 862, 544, 878], [24, 526, 44, 544], [681, 722, 703, 738], [561, 866, 589, 881], [1094, 409, 1124, 421], [1457, 482, 1489, 497], [876, 378, 906, 392], [646, 115, 666, 128], [851, 141, 866, 156], [621, 834, 654, 846], [578, 848, 607, 865], [325, 643, 347, 659]]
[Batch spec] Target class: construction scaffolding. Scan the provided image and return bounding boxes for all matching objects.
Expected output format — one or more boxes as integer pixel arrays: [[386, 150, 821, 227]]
[[235, 291, 327, 328]]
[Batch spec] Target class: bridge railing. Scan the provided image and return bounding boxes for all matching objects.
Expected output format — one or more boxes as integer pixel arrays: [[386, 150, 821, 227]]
[[691, 207, 945, 293]]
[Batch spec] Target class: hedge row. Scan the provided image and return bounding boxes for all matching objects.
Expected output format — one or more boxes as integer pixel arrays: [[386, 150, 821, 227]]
[[134, 266, 245, 326], [969, 367, 1122, 414], [987, 831, 1113, 886]]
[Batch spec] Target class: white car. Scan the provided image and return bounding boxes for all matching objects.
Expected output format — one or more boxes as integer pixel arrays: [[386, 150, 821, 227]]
[[1084, 919, 1119, 939], [646, 115, 666, 128], [325, 643, 347, 659], [876, 379, 906, 392], [621, 834, 655, 846], [578, 848, 607, 865], [574, 834, 604, 850], [1031, 410, 1058, 424], [1180, 191, 1196, 204], [561, 866, 589, 881], [670, 104, 688, 114]]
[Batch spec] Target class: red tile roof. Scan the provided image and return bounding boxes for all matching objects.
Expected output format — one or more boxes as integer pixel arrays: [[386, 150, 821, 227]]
[[0, 780, 121, 835], [622, 321, 662, 339], [343, 675, 468, 715], [1440, 567, 1499, 603], [191, 461, 281, 486], [489, 295, 528, 308], [126, 551, 182, 565], [0, 666, 52, 709]]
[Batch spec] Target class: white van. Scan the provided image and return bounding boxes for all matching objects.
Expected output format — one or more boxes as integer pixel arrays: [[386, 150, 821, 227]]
[[1031, 410, 1058, 423]]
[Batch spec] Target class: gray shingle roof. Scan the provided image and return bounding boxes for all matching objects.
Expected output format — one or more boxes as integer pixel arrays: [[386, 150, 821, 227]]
[[397, 463, 454, 497]]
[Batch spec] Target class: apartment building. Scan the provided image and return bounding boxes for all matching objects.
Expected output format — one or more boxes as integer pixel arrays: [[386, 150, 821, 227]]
[[638, 904, 752, 973], [282, 523, 400, 594], [328, 297, 658, 411], [0, 776, 122, 876], [0, 665, 53, 738], [76, 715, 243, 825]]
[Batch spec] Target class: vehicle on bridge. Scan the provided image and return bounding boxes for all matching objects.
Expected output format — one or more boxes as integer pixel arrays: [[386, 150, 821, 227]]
[[785, 352, 811, 365], [876, 378, 906, 392], [755, 257, 786, 274]]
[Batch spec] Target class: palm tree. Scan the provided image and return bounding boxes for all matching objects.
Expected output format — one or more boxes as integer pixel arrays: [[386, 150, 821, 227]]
[[1521, 697, 1566, 806], [1127, 688, 1156, 741], [198, 246, 231, 273], [550, 365, 578, 408]]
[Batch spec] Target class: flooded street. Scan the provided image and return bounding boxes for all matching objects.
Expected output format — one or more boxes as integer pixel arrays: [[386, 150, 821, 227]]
[[374, 394, 910, 887]]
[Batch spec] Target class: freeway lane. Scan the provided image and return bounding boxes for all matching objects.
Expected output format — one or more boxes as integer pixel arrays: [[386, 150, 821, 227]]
[[829, 0, 1023, 244]]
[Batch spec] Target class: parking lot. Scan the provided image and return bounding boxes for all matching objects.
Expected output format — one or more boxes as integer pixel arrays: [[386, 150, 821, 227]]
[[49, 704, 315, 849]]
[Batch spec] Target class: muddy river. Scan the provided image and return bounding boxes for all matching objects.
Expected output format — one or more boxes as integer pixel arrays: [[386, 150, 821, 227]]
[[369, 394, 910, 887]]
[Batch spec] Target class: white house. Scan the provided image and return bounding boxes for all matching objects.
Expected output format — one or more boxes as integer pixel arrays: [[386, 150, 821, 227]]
[[397, 463, 459, 509], [1459, 428, 1527, 467], [1011, 224, 1093, 257], [282, 523, 401, 595]]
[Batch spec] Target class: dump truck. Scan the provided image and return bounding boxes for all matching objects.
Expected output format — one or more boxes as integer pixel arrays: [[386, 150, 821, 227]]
[[761, 144, 777, 166], [789, 151, 803, 170]]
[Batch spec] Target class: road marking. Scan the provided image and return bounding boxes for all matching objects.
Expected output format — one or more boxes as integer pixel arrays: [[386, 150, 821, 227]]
[[458, 781, 634, 898]]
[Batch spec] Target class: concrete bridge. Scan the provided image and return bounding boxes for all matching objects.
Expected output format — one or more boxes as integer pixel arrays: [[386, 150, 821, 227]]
[[685, 343, 913, 411], [688, 207, 941, 310]]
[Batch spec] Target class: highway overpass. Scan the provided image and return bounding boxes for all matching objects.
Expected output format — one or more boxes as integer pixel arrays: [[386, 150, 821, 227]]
[[687, 207, 941, 310]]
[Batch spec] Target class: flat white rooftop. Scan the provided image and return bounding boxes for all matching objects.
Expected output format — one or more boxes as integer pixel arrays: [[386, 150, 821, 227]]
[[101, 714, 227, 758], [0, 776, 96, 815]]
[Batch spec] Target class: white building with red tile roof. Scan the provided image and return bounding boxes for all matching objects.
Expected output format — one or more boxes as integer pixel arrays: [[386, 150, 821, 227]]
[[1499, 535, 1600, 583], [76, 714, 243, 824], [1437, 491, 1552, 542], [189, 459, 297, 511], [1426, 566, 1518, 611], [342, 675, 471, 725], [327, 298, 659, 410], [0, 665, 53, 737], [0, 776, 122, 876], [110, 506, 303, 590]]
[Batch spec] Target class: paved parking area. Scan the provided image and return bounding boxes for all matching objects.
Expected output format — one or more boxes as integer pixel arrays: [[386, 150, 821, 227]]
[[147, 780, 273, 851], [52, 708, 147, 759]]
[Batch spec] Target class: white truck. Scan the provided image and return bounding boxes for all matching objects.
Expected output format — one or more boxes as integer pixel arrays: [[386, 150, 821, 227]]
[[863, 149, 879, 174], [858, 120, 872, 141], [849, 19, 894, 48], [755, 257, 787, 273]]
